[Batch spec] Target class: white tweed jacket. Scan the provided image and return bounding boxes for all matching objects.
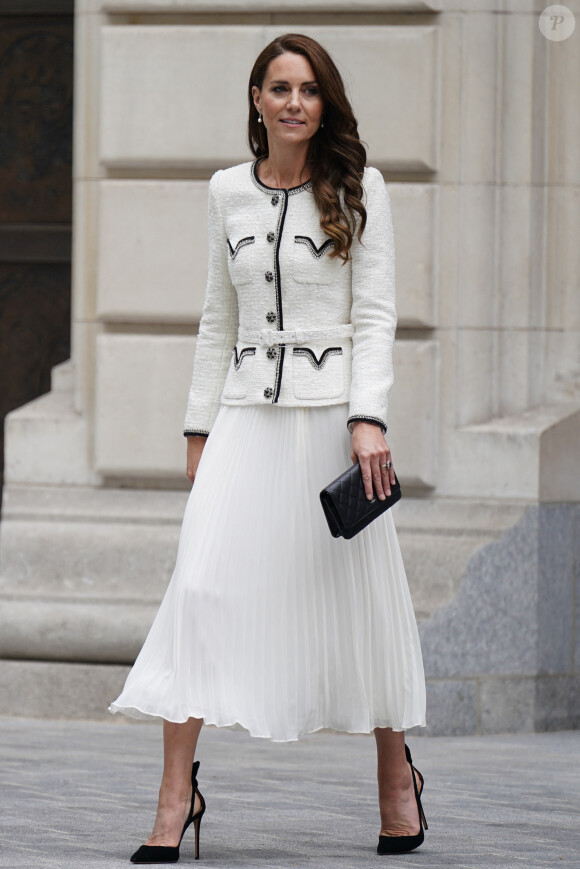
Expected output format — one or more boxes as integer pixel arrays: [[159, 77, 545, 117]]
[[183, 159, 397, 437]]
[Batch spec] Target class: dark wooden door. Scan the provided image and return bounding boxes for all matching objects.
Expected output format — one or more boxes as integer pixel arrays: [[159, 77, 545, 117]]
[[0, 0, 73, 503]]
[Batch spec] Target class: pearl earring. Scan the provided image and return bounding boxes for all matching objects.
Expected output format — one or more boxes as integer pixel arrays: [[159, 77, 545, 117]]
[[320, 115, 324, 129], [258, 113, 263, 123]]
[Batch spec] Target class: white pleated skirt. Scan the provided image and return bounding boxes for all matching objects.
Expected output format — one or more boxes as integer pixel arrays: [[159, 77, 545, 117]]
[[109, 402, 426, 742]]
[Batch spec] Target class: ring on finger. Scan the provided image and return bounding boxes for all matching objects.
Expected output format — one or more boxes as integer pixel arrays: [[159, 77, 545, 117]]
[[380, 461, 392, 470]]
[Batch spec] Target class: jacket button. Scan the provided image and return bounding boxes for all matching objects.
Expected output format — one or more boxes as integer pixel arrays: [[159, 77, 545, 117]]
[[266, 347, 278, 359], [265, 271, 274, 282], [271, 195, 279, 206], [266, 311, 276, 323], [264, 387, 274, 399], [267, 232, 275, 243]]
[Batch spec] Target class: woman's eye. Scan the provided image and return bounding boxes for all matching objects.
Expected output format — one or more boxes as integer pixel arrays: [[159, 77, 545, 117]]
[[270, 85, 319, 96]]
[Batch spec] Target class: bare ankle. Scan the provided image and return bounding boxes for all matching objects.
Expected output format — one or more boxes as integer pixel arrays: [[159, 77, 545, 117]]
[[378, 769, 414, 796], [158, 782, 192, 808]]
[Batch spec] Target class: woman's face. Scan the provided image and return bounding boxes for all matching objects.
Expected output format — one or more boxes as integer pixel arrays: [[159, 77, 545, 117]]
[[252, 52, 324, 147]]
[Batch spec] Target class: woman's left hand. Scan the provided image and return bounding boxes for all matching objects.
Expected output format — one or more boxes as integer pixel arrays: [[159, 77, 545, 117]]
[[350, 421, 395, 501]]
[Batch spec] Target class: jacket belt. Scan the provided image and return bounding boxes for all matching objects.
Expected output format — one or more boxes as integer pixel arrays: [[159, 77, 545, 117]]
[[237, 324, 354, 347]]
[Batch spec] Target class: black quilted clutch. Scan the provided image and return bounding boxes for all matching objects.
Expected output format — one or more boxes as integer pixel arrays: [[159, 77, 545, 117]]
[[320, 463, 401, 539]]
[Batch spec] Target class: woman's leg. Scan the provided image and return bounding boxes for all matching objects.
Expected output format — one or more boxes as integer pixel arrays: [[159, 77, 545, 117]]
[[374, 727, 421, 836], [143, 717, 204, 847]]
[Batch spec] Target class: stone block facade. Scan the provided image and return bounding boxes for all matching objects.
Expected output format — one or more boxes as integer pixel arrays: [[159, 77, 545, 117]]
[[1, 0, 578, 732]]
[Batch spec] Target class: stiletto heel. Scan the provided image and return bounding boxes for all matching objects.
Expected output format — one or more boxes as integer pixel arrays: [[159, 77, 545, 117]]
[[377, 744, 427, 855], [130, 760, 206, 864], [193, 814, 202, 860]]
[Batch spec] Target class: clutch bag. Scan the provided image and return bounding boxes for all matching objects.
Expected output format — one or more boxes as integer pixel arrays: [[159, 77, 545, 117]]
[[320, 463, 401, 539]]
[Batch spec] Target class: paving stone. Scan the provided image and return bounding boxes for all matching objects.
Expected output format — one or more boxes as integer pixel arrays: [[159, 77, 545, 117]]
[[0, 718, 579, 868]]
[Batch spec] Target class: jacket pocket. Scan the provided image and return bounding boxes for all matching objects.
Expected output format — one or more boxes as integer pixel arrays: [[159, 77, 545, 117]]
[[226, 236, 255, 286], [292, 346, 344, 400], [222, 345, 256, 399], [292, 235, 335, 285]]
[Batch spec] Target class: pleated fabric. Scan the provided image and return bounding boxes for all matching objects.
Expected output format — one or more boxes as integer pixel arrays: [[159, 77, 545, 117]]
[[109, 403, 426, 742]]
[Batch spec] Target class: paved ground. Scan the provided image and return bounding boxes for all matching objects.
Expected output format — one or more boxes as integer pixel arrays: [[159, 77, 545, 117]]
[[0, 718, 578, 869]]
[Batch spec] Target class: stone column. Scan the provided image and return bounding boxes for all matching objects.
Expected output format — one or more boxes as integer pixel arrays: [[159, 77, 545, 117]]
[[1, 0, 578, 731]]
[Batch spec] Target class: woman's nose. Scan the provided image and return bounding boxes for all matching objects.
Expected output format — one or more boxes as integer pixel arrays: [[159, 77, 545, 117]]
[[286, 89, 301, 108]]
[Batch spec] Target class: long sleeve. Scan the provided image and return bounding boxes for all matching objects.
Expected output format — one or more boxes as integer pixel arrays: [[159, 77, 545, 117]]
[[347, 167, 397, 434], [183, 170, 239, 436]]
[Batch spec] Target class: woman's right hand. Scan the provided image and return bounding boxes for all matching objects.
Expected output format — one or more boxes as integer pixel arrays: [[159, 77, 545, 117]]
[[186, 435, 207, 483]]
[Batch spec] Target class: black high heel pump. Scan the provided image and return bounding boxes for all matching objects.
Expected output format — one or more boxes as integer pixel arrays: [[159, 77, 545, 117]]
[[377, 744, 428, 855], [130, 760, 206, 864]]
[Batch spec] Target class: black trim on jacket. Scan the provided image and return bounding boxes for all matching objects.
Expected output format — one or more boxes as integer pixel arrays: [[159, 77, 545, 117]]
[[347, 415, 387, 434], [227, 236, 255, 259], [233, 346, 256, 369], [272, 191, 289, 403], [292, 347, 343, 369], [294, 236, 335, 258]]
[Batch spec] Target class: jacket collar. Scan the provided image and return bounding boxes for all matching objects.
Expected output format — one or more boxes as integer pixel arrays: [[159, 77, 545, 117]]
[[250, 158, 313, 196]]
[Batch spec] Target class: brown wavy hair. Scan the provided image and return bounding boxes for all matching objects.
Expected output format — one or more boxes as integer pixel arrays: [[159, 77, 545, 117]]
[[248, 33, 367, 262]]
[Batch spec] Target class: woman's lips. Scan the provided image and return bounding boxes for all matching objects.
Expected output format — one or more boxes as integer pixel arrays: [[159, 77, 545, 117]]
[[281, 119, 305, 125]]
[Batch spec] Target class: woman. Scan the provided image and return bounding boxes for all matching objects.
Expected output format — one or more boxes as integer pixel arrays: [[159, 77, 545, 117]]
[[110, 33, 427, 862]]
